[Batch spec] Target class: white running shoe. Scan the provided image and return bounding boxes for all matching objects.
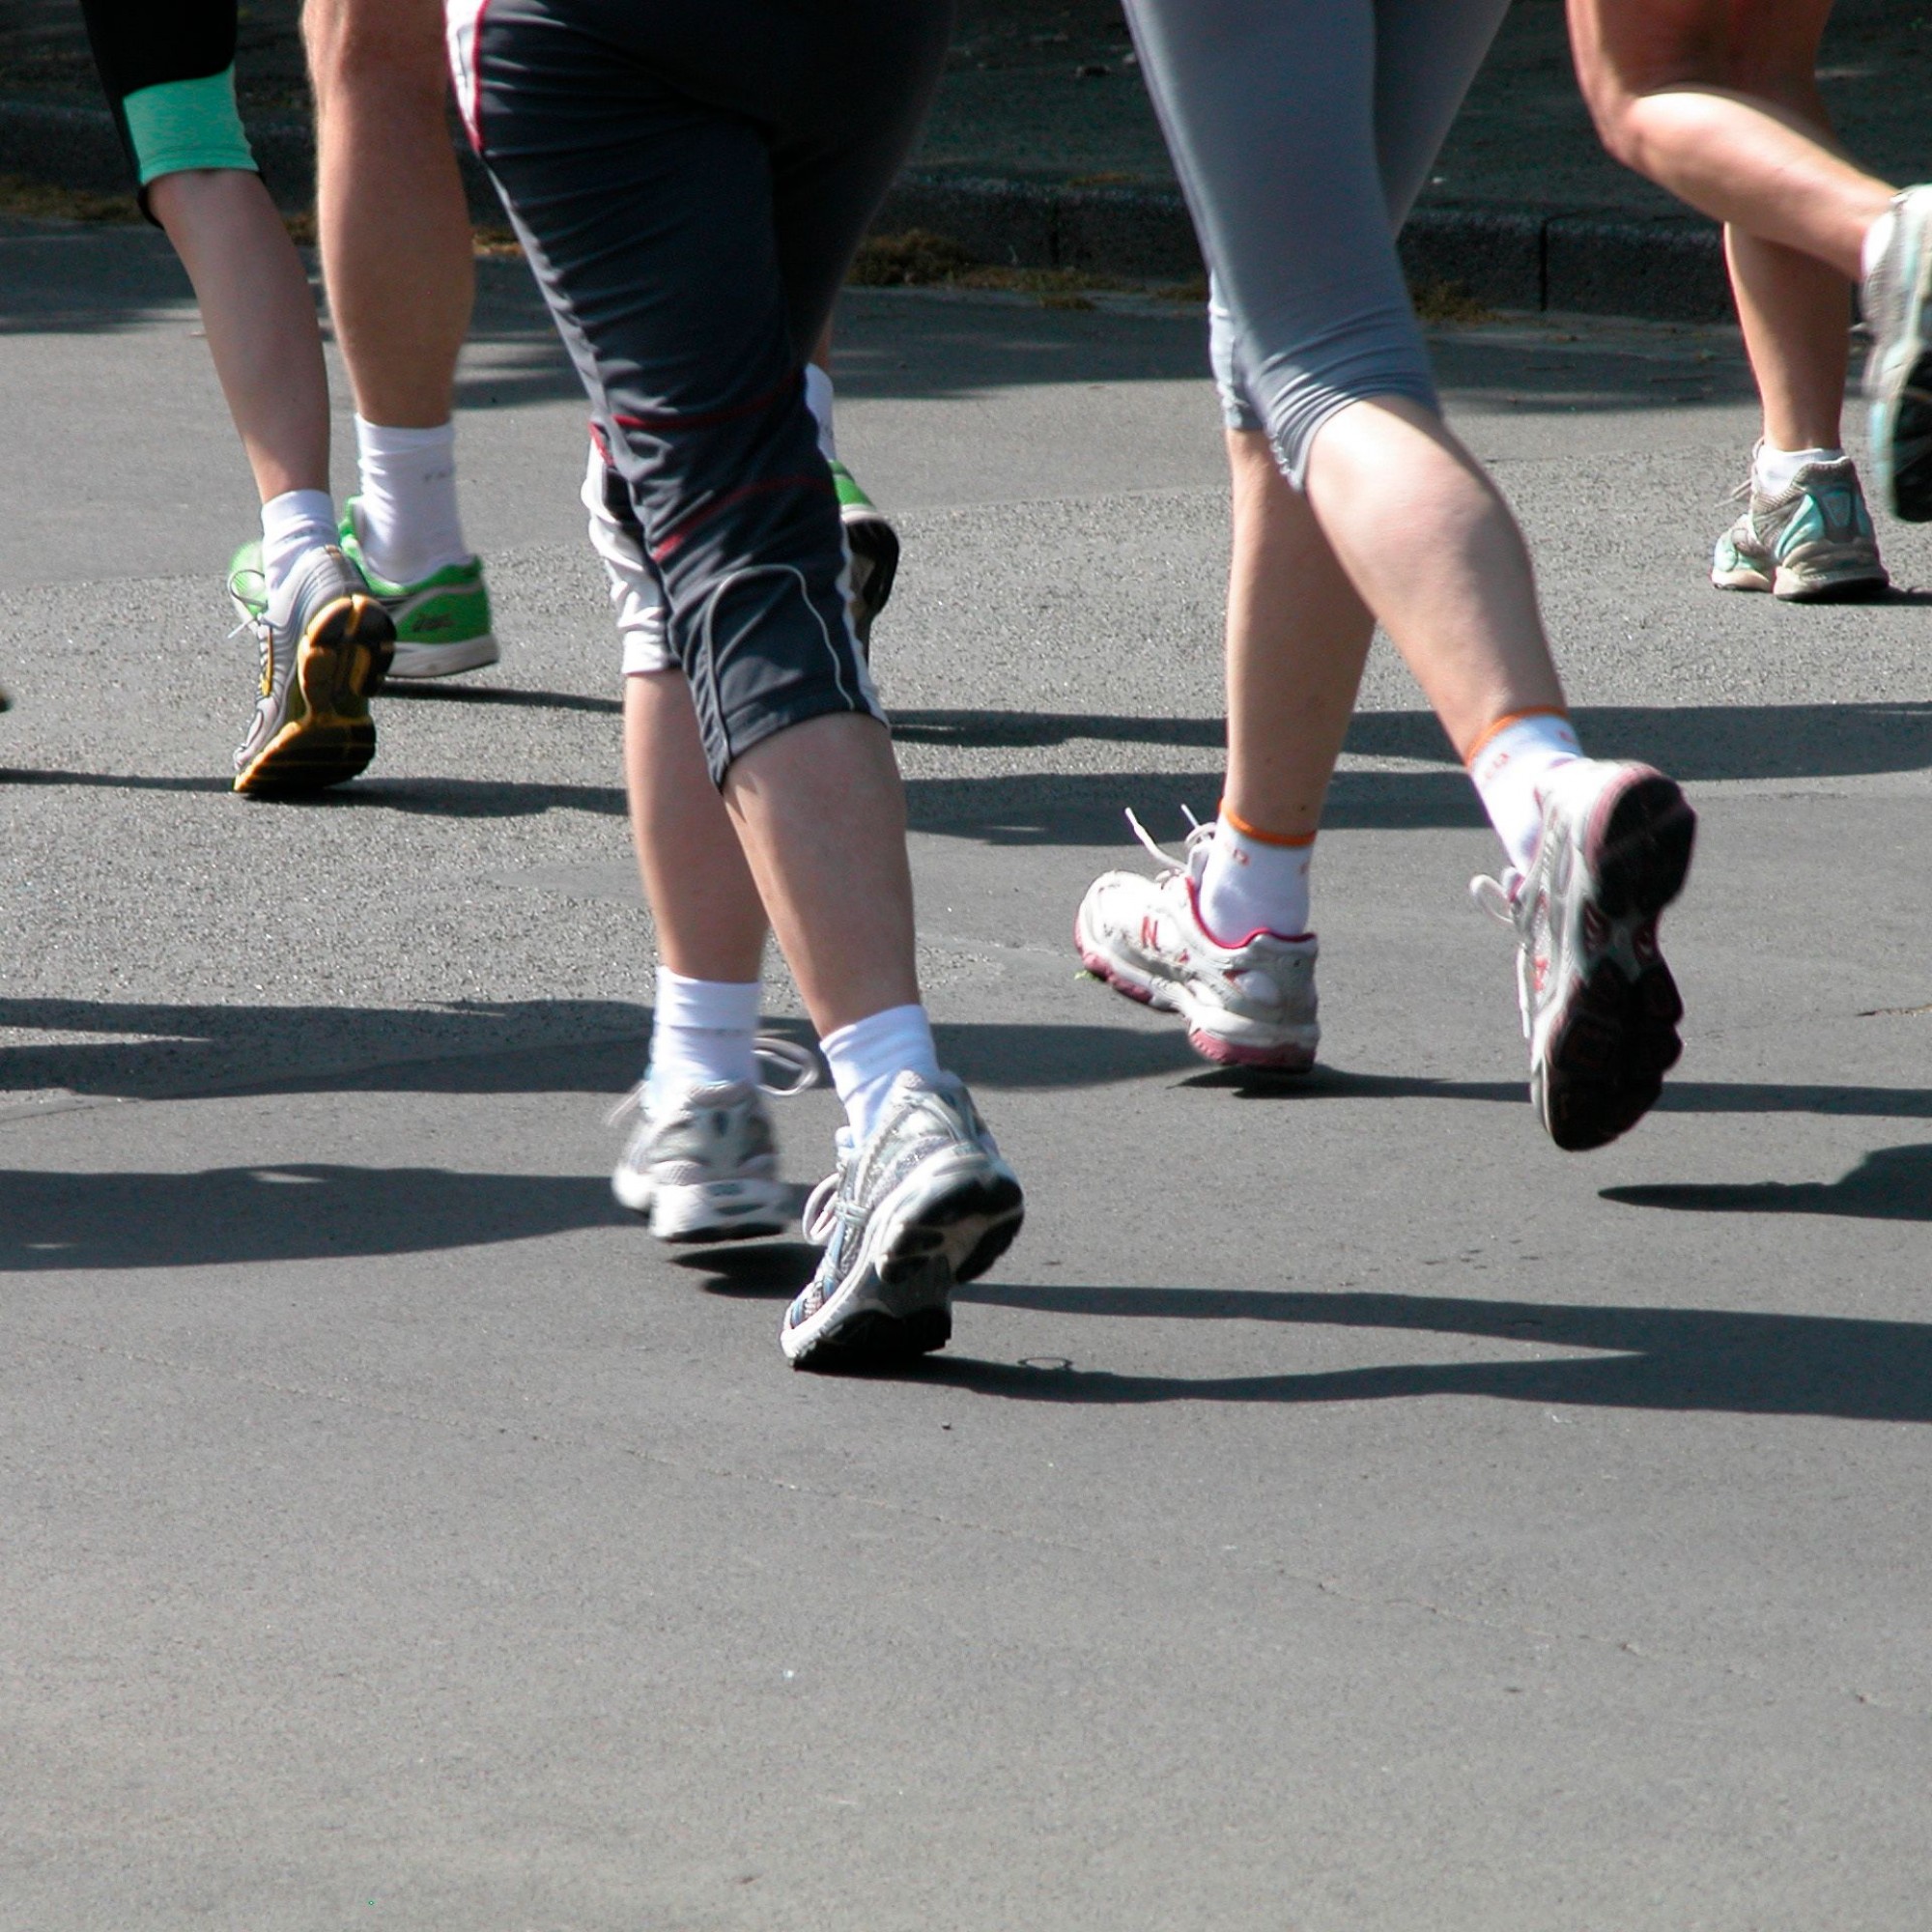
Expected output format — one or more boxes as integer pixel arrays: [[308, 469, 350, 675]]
[[1861, 184, 1932, 522], [608, 1037, 816, 1243], [1075, 809, 1319, 1073], [1471, 759, 1696, 1152], [781, 1070, 1023, 1370]]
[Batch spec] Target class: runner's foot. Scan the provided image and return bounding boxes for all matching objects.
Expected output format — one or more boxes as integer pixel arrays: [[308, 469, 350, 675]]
[[338, 498, 499, 679], [830, 457, 898, 649], [230, 543, 395, 796], [1471, 758, 1696, 1152], [781, 1070, 1022, 1370], [1710, 450, 1888, 600], [1076, 810, 1320, 1073], [609, 1038, 816, 1243], [1862, 184, 1932, 522]]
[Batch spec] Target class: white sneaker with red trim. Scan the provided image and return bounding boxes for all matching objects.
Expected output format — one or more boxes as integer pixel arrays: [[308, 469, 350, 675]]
[[1075, 810, 1319, 1073], [1471, 759, 1696, 1151]]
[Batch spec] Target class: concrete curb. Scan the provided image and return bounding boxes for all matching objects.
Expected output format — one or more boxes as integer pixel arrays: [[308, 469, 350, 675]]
[[0, 92, 1730, 325]]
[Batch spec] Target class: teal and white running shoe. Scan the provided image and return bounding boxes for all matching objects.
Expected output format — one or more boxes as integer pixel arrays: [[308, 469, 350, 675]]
[[1862, 184, 1932, 522], [829, 457, 898, 649], [781, 1071, 1022, 1370], [1710, 449, 1889, 601], [337, 498, 499, 678]]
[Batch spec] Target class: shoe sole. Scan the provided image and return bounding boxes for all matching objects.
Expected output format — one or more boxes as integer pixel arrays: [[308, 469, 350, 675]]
[[783, 1154, 1025, 1370], [1537, 770, 1697, 1153], [1073, 908, 1318, 1074], [386, 633, 501, 680], [612, 1170, 792, 1244], [1868, 211, 1932, 521], [842, 506, 899, 649], [1712, 559, 1890, 602], [234, 594, 396, 796]]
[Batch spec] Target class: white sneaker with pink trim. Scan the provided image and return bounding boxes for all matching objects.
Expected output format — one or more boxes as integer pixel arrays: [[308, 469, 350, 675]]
[[1075, 810, 1319, 1073]]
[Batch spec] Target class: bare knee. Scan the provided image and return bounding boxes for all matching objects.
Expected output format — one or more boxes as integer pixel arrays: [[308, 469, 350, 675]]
[[303, 0, 448, 103]]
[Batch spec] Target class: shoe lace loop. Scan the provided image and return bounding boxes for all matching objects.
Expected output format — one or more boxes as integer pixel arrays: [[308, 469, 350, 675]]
[[1123, 803, 1212, 874], [602, 1032, 819, 1126]]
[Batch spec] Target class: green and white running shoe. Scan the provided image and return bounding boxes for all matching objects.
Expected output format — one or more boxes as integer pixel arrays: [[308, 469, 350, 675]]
[[229, 542, 395, 796], [1710, 448, 1889, 601], [829, 457, 898, 649], [1862, 184, 1932, 522], [337, 498, 499, 679]]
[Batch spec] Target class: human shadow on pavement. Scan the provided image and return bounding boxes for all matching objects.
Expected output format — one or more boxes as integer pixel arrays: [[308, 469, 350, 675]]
[[0, 768, 630, 818], [382, 684, 623, 717], [0, 1162, 625, 1269], [1604, 1142, 1932, 1221], [0, 998, 1201, 1100], [914, 1276, 1932, 1423]]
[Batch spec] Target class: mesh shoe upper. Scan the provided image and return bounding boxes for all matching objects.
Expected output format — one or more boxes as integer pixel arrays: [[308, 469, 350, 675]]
[[1711, 450, 1887, 598]]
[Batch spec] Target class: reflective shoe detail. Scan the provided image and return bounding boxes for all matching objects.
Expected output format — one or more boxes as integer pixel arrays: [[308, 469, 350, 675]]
[[829, 457, 898, 650], [1472, 759, 1696, 1153], [1710, 451, 1889, 601], [230, 543, 395, 796], [608, 1037, 815, 1244], [1862, 185, 1932, 522], [1075, 809, 1319, 1072], [338, 500, 499, 678], [781, 1071, 1023, 1370]]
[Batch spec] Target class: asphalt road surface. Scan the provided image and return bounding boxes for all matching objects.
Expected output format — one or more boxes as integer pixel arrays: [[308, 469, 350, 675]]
[[3, 215, 1930, 1930]]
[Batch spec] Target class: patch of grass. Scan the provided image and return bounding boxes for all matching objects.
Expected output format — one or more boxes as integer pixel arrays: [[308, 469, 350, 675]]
[[0, 173, 139, 224]]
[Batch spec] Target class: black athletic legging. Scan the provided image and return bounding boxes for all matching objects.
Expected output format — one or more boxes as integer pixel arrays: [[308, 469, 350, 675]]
[[449, 0, 951, 782]]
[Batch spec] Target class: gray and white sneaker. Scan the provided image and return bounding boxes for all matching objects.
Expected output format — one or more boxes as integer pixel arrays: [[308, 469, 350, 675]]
[[781, 1070, 1023, 1370], [609, 1038, 816, 1243], [1471, 758, 1696, 1153], [1710, 448, 1888, 600], [1075, 809, 1319, 1072], [1862, 183, 1932, 522], [230, 542, 395, 796]]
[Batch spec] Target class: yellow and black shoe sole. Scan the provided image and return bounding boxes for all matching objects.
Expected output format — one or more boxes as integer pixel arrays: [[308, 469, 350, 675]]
[[234, 595, 397, 797]]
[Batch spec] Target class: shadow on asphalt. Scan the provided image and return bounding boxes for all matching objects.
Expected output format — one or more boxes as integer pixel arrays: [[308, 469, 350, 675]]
[[7, 700, 1926, 838], [915, 1246, 1932, 1421], [1604, 1142, 1932, 1219]]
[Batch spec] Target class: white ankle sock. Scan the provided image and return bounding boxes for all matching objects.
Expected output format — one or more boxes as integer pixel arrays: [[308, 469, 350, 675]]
[[1467, 710, 1583, 874], [352, 415, 469, 586], [1862, 208, 1896, 284], [259, 489, 338, 606], [803, 363, 838, 464], [820, 1003, 939, 1145], [645, 969, 761, 1107], [1755, 441, 1843, 496], [1197, 810, 1314, 943]]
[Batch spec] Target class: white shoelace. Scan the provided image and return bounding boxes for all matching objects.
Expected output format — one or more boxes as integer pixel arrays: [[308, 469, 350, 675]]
[[604, 1032, 820, 1127], [1468, 868, 1522, 925], [1123, 803, 1210, 873]]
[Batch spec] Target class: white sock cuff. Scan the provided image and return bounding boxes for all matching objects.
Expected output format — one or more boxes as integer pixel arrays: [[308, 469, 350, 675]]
[[1754, 441, 1846, 495], [654, 968, 761, 1037], [354, 414, 456, 457], [1466, 710, 1581, 788], [803, 363, 837, 463], [821, 1003, 940, 1142], [259, 489, 338, 601]]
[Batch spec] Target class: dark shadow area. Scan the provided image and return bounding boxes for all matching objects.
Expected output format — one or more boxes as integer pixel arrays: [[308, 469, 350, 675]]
[[0, 999, 1200, 1101], [0, 1161, 624, 1269], [898, 700, 1932, 781], [676, 1239, 819, 1298], [899, 1273, 1932, 1423], [1605, 1142, 1932, 1221], [0, 768, 628, 819], [382, 683, 622, 717]]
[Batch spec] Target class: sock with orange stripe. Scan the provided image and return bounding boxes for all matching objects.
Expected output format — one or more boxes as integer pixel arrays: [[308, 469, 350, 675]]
[[1197, 809, 1314, 944], [1466, 710, 1582, 873]]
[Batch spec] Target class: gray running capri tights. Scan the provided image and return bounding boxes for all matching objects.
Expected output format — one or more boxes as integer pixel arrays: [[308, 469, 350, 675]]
[[449, 0, 951, 781], [1124, 0, 1510, 486]]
